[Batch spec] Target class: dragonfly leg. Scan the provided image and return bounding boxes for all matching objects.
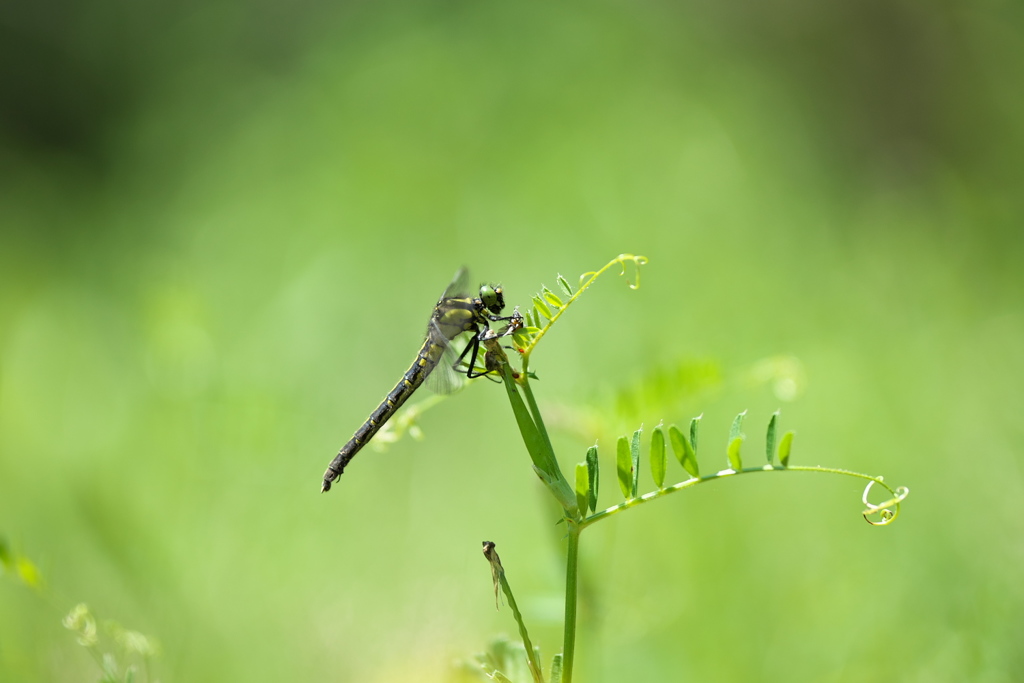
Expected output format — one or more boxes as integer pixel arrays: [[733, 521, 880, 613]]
[[461, 334, 491, 379], [452, 327, 480, 369], [468, 363, 502, 381], [466, 331, 506, 381], [453, 327, 497, 380]]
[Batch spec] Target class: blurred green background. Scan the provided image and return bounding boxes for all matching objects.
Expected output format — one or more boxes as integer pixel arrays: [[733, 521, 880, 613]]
[[2, 0, 1022, 681]]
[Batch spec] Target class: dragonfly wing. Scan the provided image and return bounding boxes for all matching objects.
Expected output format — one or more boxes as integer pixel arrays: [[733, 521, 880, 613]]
[[423, 318, 468, 396], [425, 267, 483, 394], [441, 267, 471, 301]]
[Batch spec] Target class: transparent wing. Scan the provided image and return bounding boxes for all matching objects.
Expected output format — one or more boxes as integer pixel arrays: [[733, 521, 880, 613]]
[[423, 318, 468, 395], [441, 267, 471, 301]]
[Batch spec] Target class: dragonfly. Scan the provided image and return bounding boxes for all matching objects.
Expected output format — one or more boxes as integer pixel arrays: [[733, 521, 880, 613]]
[[321, 268, 509, 493]]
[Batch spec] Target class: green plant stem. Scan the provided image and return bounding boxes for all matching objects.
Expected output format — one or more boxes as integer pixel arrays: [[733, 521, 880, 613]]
[[580, 465, 907, 530], [496, 366, 577, 514], [561, 521, 581, 683], [520, 377, 556, 466]]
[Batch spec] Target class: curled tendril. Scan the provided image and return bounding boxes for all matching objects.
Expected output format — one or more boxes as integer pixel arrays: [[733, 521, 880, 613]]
[[577, 254, 648, 291], [618, 253, 648, 290], [523, 254, 648, 361], [861, 478, 910, 526]]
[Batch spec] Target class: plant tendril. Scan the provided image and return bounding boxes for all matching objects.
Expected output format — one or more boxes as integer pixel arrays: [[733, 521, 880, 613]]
[[619, 254, 648, 289], [861, 478, 909, 526], [518, 254, 648, 363]]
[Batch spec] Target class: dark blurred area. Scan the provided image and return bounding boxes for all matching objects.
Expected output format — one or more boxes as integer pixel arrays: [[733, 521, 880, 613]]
[[0, 0, 328, 161], [4, 0, 1021, 209]]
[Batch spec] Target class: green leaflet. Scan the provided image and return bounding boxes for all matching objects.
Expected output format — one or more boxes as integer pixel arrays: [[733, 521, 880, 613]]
[[630, 427, 642, 498], [616, 436, 632, 499], [729, 410, 747, 442], [532, 296, 553, 320], [556, 274, 573, 297], [575, 462, 590, 518], [585, 445, 599, 512], [651, 425, 666, 489], [779, 431, 795, 467], [0, 539, 44, 591], [542, 286, 564, 308], [690, 414, 702, 455], [727, 411, 747, 470], [766, 411, 779, 465], [727, 436, 743, 471], [668, 424, 699, 478], [524, 308, 537, 329]]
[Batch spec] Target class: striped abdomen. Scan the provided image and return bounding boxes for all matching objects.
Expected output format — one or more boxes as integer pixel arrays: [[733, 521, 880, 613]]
[[321, 338, 447, 492]]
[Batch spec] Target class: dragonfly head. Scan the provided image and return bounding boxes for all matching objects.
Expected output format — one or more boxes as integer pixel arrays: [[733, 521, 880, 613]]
[[478, 284, 505, 315]]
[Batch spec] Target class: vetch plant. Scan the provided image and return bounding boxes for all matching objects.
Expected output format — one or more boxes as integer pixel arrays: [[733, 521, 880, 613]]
[[455, 254, 909, 683]]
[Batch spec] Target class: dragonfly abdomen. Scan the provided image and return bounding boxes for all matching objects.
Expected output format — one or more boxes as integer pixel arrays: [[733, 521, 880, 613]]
[[321, 339, 446, 492]]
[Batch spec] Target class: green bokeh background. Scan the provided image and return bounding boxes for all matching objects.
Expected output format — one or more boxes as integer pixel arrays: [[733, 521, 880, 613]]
[[2, 1, 1022, 681]]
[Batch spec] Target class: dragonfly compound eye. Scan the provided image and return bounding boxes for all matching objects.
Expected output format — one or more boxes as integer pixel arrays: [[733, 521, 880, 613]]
[[479, 285, 505, 315]]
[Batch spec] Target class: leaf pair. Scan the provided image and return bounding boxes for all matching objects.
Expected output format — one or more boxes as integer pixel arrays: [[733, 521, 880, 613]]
[[525, 279, 571, 325], [574, 447, 600, 516], [668, 417, 701, 479], [765, 410, 794, 467]]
